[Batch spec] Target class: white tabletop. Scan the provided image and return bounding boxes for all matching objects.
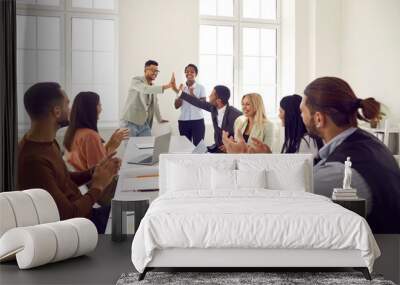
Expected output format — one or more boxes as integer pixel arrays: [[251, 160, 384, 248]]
[[114, 135, 194, 202]]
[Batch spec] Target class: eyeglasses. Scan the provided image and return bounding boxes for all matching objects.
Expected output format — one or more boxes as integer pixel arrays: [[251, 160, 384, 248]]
[[146, 68, 160, 74]]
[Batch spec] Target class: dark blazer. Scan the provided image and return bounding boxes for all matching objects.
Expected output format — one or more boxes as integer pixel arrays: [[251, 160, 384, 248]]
[[327, 129, 400, 234], [180, 92, 242, 151]]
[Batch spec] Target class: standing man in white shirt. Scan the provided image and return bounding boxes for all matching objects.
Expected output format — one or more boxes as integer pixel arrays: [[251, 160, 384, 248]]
[[121, 60, 174, 137], [174, 64, 206, 146]]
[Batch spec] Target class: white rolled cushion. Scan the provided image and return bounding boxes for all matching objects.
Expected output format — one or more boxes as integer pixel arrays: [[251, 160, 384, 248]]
[[211, 168, 236, 190], [0, 218, 97, 269], [24, 189, 60, 223], [42, 221, 79, 262], [0, 192, 39, 227], [0, 196, 17, 237], [0, 226, 57, 269], [236, 169, 267, 189], [65, 218, 98, 257]]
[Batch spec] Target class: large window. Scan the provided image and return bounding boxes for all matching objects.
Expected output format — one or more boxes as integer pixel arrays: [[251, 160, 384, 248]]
[[16, 0, 118, 130], [199, 0, 279, 115]]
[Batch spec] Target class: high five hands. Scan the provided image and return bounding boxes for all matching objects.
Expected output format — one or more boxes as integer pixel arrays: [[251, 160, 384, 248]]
[[222, 131, 272, 154], [163, 73, 176, 91]]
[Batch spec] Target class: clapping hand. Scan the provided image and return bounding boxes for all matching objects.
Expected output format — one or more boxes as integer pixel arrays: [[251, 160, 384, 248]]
[[222, 131, 249, 153], [248, 138, 272, 153], [91, 151, 122, 191], [105, 128, 129, 153]]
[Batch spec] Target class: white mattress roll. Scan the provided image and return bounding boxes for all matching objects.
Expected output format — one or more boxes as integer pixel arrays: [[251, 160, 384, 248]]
[[1, 192, 39, 227], [0, 226, 57, 269], [24, 189, 60, 223], [0, 196, 17, 237], [65, 218, 98, 257], [42, 221, 79, 263]]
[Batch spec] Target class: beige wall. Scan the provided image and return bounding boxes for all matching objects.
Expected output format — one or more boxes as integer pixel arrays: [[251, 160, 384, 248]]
[[293, 0, 342, 94], [118, 0, 202, 137], [341, 0, 400, 124], [294, 0, 400, 125]]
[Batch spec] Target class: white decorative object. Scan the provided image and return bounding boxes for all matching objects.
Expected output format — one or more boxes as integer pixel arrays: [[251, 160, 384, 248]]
[[0, 189, 98, 269], [332, 157, 358, 200], [343, 157, 352, 190]]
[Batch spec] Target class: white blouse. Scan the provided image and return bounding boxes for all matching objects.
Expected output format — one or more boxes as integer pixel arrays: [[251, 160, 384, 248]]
[[298, 135, 320, 158]]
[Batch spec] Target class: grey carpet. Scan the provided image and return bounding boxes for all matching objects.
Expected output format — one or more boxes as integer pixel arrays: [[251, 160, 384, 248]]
[[116, 271, 396, 285]]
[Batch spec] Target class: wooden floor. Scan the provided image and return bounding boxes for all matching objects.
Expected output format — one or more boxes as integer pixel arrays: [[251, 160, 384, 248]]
[[0, 235, 399, 285]]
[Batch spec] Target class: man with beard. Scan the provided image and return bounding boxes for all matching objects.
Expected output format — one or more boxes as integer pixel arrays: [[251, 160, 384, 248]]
[[17, 82, 121, 233], [223, 77, 400, 233], [300, 77, 400, 233], [121, 60, 173, 137], [172, 83, 242, 153]]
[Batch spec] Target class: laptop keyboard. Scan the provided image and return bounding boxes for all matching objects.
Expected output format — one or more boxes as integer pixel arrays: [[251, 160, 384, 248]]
[[138, 156, 153, 164]]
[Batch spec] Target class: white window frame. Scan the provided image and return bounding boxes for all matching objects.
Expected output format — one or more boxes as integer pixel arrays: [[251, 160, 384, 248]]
[[200, 0, 281, 115], [16, 9, 66, 131], [16, 0, 119, 131], [66, 0, 118, 15], [65, 13, 119, 128], [199, 20, 238, 104], [16, 0, 65, 12]]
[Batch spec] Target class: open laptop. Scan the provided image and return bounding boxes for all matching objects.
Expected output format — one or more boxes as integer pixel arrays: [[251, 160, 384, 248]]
[[128, 132, 171, 165]]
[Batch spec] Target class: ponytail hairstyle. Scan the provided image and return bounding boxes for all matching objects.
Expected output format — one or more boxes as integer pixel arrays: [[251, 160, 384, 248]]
[[280, 94, 322, 153], [63, 91, 101, 151], [304, 77, 381, 127]]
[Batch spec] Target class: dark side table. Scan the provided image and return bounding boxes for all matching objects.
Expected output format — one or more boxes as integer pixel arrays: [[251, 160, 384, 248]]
[[332, 198, 367, 218]]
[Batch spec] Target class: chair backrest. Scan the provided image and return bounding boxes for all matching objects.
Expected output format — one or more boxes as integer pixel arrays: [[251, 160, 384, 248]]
[[0, 189, 59, 238], [159, 154, 314, 195]]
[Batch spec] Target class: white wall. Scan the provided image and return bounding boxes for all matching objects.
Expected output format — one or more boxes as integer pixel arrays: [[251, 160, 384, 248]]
[[341, 0, 400, 124], [294, 0, 400, 125], [119, 0, 201, 136], [293, 0, 342, 94]]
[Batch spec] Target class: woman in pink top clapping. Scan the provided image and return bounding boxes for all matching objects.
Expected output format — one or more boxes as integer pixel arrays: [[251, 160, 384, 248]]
[[64, 92, 129, 171]]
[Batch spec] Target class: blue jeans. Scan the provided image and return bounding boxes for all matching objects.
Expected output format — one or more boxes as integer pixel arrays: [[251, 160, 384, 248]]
[[123, 121, 151, 137]]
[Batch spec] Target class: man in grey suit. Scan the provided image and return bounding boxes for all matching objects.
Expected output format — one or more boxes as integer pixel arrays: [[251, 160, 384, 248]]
[[172, 83, 242, 153], [121, 60, 174, 136]]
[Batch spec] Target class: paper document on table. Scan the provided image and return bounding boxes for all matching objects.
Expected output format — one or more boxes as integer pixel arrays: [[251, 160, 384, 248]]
[[135, 142, 154, 149], [122, 176, 159, 192], [192, 139, 207, 154]]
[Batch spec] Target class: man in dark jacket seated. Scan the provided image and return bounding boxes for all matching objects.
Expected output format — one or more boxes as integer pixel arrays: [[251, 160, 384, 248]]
[[172, 83, 241, 153]]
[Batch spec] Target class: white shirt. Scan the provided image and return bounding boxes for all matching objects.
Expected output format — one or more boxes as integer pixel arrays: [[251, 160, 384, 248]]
[[217, 105, 227, 128], [298, 135, 320, 158], [178, 83, 206, 121]]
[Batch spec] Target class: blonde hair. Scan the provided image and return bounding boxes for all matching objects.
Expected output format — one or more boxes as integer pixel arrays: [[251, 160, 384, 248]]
[[241, 93, 267, 127]]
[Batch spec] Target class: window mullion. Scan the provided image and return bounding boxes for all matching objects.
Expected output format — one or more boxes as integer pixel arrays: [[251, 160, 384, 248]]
[[259, 29, 262, 89], [215, 26, 219, 84]]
